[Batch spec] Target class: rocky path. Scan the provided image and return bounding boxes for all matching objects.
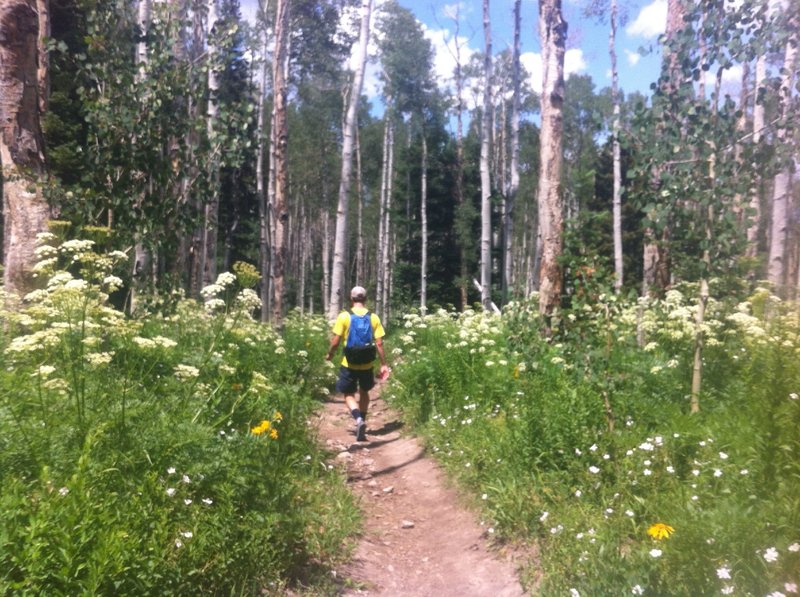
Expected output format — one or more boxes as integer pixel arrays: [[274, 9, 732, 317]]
[[312, 383, 526, 596]]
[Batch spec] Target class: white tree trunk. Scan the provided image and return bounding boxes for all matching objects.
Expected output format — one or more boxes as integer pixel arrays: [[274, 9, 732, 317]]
[[36, 0, 49, 113], [537, 0, 567, 319], [356, 123, 365, 284], [746, 55, 766, 257], [322, 211, 331, 315], [201, 0, 220, 287], [767, 21, 798, 291], [380, 123, 395, 321], [256, 4, 271, 321], [1, 0, 50, 298], [376, 113, 390, 317], [270, 0, 290, 325], [503, 0, 521, 304], [420, 133, 428, 313], [610, 0, 623, 293], [329, 0, 372, 319], [479, 0, 493, 310]]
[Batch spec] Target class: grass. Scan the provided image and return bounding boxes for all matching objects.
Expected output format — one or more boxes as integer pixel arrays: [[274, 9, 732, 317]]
[[384, 288, 800, 596]]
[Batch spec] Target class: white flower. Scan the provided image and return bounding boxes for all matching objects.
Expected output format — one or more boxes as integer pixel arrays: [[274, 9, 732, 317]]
[[784, 583, 797, 594], [181, 475, 191, 484], [184, 498, 193, 506], [167, 467, 176, 475], [721, 586, 734, 595], [766, 592, 786, 597], [575, 489, 582, 497], [174, 364, 200, 379], [175, 539, 184, 548], [590, 444, 598, 452], [58, 487, 69, 496], [180, 531, 193, 539], [691, 495, 699, 501], [202, 498, 213, 505], [539, 511, 549, 522], [763, 547, 779, 563], [788, 542, 800, 552], [216, 272, 237, 287], [714, 469, 723, 478], [631, 585, 644, 595], [666, 466, 675, 473], [166, 488, 176, 497], [716, 566, 731, 579], [625, 509, 634, 517], [482, 494, 488, 500], [692, 469, 700, 476], [719, 451, 728, 460], [570, 589, 580, 597], [643, 469, 652, 476], [588, 466, 600, 474], [649, 549, 662, 558], [790, 393, 799, 400], [639, 442, 654, 451]]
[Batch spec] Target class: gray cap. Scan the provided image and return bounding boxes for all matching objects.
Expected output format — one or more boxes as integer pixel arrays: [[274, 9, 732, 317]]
[[350, 286, 367, 301]]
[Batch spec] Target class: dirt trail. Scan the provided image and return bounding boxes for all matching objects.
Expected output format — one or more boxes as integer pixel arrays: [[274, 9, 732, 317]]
[[313, 382, 526, 596]]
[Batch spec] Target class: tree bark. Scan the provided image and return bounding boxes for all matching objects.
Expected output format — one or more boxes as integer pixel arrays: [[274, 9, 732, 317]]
[[536, 0, 567, 319], [767, 18, 798, 292], [256, 10, 271, 322], [610, 0, 623, 293], [420, 133, 428, 313], [451, 4, 468, 309], [479, 0, 493, 310], [270, 0, 290, 325], [503, 0, 521, 304], [201, 0, 220, 288], [328, 0, 372, 319], [746, 54, 766, 257], [36, 0, 48, 113], [1, 0, 50, 297]]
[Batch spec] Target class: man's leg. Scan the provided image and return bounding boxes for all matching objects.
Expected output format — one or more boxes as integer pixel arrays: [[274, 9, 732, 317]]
[[358, 388, 370, 420]]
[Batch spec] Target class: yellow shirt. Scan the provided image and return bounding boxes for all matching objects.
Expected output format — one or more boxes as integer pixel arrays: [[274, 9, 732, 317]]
[[332, 307, 385, 370]]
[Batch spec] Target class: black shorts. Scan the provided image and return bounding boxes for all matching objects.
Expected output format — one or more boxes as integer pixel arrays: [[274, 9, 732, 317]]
[[335, 366, 375, 394]]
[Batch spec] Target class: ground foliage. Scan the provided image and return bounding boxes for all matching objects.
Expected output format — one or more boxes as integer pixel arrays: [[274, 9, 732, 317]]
[[385, 288, 799, 596], [0, 236, 358, 595]]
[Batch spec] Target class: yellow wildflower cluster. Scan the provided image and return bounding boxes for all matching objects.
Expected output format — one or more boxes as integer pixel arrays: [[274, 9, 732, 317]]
[[250, 411, 282, 439], [647, 523, 675, 540]]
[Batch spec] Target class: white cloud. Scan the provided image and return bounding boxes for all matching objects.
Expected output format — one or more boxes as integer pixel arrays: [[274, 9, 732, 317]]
[[703, 63, 744, 87], [625, 49, 642, 66], [520, 49, 587, 94], [626, 0, 667, 38], [422, 25, 477, 92]]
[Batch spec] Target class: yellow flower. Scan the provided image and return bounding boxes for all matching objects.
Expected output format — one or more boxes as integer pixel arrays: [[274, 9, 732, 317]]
[[273, 411, 283, 422], [269, 428, 279, 440], [647, 523, 675, 540], [513, 365, 520, 379], [251, 420, 271, 435]]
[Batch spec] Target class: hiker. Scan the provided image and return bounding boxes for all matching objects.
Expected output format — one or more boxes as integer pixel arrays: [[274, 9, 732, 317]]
[[325, 286, 390, 441]]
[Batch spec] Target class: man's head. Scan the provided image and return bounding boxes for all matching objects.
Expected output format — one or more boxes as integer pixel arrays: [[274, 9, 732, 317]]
[[350, 286, 367, 303]]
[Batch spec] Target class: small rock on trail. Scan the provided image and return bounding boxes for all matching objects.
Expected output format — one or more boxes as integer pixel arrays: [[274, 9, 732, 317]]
[[313, 384, 526, 596]]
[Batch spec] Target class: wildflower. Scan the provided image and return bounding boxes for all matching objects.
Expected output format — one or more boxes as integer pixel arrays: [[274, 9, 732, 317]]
[[647, 523, 674, 540], [632, 585, 644, 595], [575, 489, 582, 497], [766, 592, 787, 597], [589, 444, 598, 452], [181, 475, 191, 484], [166, 488, 176, 497], [721, 586, 734, 595], [269, 428, 279, 440], [649, 548, 662, 558], [251, 420, 271, 435], [184, 499, 192, 506], [58, 487, 69, 496], [539, 511, 549, 522], [785, 583, 797, 594], [174, 364, 200, 379], [180, 531, 193, 539], [716, 566, 731, 579], [639, 441, 654, 451], [643, 469, 652, 476], [588, 466, 600, 474], [570, 589, 580, 597], [790, 393, 798, 401], [167, 467, 176, 475], [763, 547, 779, 563], [788, 543, 800, 552], [202, 498, 213, 505], [666, 466, 675, 473], [625, 510, 634, 517], [714, 469, 723, 478], [719, 451, 728, 460], [175, 539, 184, 548]]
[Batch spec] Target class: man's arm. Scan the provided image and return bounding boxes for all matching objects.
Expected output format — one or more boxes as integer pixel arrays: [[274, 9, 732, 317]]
[[325, 335, 341, 361], [375, 337, 390, 378]]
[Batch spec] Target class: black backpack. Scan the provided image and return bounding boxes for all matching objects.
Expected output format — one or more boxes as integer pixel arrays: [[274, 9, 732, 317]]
[[343, 311, 377, 365]]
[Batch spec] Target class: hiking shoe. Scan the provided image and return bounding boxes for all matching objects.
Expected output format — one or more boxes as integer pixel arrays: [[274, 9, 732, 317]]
[[355, 418, 367, 441]]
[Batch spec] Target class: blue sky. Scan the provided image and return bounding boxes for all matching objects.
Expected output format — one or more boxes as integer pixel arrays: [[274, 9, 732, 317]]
[[239, 0, 696, 102]]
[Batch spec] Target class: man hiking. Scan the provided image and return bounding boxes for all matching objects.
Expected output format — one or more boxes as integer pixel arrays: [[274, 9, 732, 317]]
[[325, 286, 390, 441]]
